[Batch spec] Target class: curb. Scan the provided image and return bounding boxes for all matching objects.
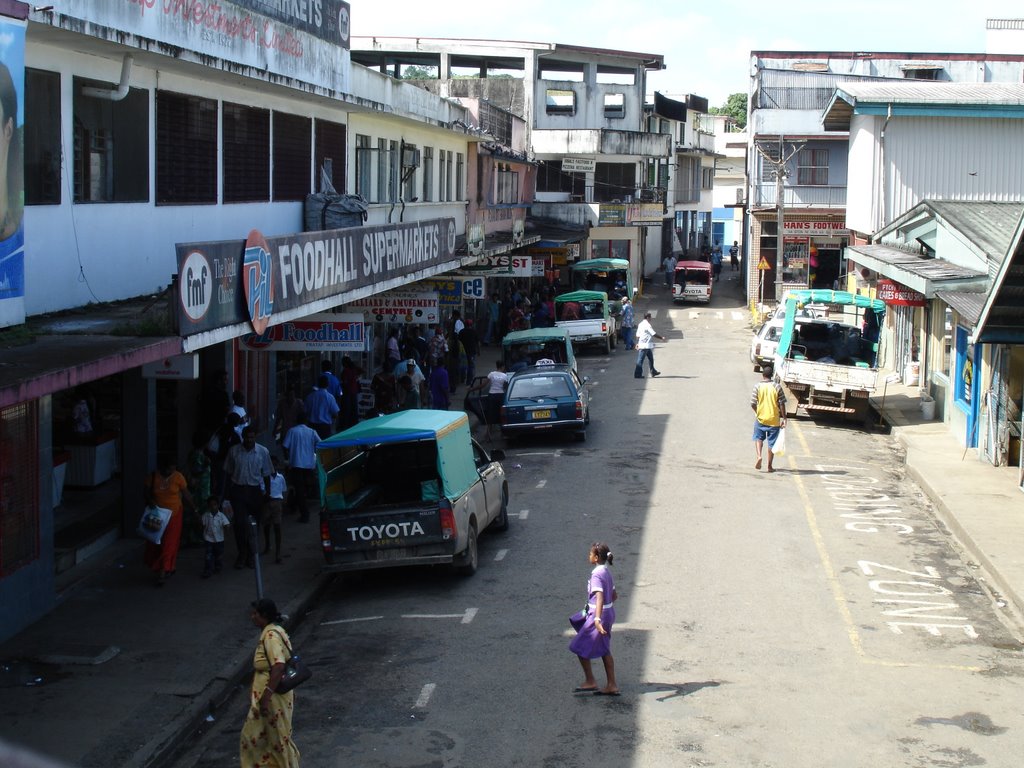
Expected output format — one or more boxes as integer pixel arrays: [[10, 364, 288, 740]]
[[894, 428, 1024, 625], [137, 571, 337, 768]]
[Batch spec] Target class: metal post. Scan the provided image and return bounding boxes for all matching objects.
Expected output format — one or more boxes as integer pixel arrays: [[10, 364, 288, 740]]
[[774, 168, 785, 303], [250, 517, 264, 600]]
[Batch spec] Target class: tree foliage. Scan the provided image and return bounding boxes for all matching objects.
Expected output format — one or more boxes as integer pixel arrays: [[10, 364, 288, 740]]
[[710, 92, 748, 129]]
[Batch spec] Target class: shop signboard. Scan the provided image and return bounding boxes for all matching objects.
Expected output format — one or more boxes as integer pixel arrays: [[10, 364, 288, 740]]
[[141, 354, 200, 380], [461, 255, 532, 277], [561, 157, 596, 173], [782, 221, 849, 237], [60, 0, 351, 91], [347, 291, 439, 324], [598, 205, 627, 226], [877, 279, 926, 307], [239, 313, 366, 352], [176, 217, 457, 335], [421, 276, 487, 306], [627, 203, 663, 226]]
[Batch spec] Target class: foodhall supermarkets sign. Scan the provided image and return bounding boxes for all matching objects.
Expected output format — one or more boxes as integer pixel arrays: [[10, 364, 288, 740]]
[[176, 217, 457, 335], [782, 221, 849, 237]]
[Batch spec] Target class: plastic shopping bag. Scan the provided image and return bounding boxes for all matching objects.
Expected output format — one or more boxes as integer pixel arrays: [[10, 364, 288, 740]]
[[137, 505, 172, 545], [772, 427, 787, 458]]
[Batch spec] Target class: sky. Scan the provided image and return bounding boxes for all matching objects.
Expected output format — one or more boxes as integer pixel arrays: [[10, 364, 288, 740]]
[[351, 0, 1021, 107]]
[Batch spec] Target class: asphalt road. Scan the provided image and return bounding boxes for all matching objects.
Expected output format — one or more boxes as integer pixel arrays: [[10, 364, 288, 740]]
[[173, 276, 1024, 768]]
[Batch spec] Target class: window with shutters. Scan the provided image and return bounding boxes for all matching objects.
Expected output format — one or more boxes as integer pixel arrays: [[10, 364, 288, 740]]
[[273, 111, 311, 201], [797, 149, 828, 186], [594, 162, 635, 202], [0, 401, 39, 577], [73, 77, 149, 202], [156, 91, 217, 204], [223, 103, 269, 203], [25, 68, 61, 205], [314, 119, 346, 193]]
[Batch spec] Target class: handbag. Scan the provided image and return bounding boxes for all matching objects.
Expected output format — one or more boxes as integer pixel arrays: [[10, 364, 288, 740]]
[[264, 628, 312, 694]]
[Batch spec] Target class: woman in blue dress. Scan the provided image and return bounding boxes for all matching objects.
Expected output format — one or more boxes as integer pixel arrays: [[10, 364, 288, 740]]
[[569, 542, 619, 695]]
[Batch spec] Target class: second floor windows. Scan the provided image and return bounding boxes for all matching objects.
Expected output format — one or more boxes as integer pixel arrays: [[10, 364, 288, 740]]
[[73, 76, 149, 203], [496, 164, 519, 204], [797, 149, 829, 186]]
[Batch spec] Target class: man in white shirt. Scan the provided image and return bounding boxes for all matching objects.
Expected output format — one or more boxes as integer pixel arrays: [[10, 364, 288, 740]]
[[282, 416, 321, 523], [634, 312, 667, 379]]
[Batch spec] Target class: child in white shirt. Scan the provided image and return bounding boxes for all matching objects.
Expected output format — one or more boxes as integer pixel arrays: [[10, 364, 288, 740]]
[[261, 458, 288, 564], [200, 497, 231, 577]]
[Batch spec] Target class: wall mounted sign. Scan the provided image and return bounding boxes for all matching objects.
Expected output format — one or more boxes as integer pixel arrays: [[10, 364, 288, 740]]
[[782, 221, 849, 237], [877, 279, 926, 307], [176, 217, 457, 335], [239, 313, 365, 351], [347, 291, 439, 324]]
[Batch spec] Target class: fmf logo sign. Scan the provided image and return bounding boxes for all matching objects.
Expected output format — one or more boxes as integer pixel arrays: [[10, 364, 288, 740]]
[[179, 250, 212, 322], [243, 230, 274, 334]]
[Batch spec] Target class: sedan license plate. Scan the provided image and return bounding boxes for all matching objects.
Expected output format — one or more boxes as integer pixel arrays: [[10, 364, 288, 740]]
[[531, 409, 552, 420]]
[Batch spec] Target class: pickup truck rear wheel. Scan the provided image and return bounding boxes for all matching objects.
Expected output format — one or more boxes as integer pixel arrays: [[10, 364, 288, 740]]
[[610, 331, 617, 350], [454, 523, 479, 577], [604, 336, 612, 354]]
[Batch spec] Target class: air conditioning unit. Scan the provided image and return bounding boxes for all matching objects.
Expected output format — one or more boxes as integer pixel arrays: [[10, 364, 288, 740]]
[[638, 188, 656, 202], [402, 147, 421, 169]]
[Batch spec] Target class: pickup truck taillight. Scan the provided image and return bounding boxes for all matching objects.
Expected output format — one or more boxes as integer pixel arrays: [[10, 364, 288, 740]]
[[320, 518, 332, 550], [439, 500, 456, 541], [601, 322, 608, 333], [755, 342, 762, 356]]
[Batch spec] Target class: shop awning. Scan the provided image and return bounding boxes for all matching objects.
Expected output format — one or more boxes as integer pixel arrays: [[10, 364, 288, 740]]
[[935, 290, 987, 327], [973, 210, 1024, 343], [0, 299, 182, 409], [524, 219, 589, 249], [846, 244, 988, 296], [454, 231, 542, 264]]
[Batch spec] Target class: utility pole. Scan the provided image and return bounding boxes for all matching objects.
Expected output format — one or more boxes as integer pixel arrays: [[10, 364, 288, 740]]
[[755, 137, 804, 303]]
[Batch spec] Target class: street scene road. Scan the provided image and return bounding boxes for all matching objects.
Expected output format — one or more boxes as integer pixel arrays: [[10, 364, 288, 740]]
[[172, 279, 1024, 768]]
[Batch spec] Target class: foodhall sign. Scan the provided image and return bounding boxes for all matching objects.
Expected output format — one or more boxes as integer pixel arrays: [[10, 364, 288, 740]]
[[176, 217, 457, 335], [877, 279, 926, 307]]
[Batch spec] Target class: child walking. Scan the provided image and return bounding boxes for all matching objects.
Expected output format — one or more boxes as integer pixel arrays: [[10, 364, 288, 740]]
[[569, 542, 619, 695], [200, 497, 231, 577], [261, 458, 287, 564]]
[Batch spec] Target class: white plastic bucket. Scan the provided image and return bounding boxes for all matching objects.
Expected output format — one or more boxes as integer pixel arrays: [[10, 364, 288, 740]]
[[920, 395, 935, 420], [904, 361, 920, 387]]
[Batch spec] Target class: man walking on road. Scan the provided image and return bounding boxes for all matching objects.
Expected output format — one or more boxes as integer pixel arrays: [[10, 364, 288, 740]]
[[282, 416, 320, 522], [729, 240, 740, 272], [751, 365, 787, 472], [223, 426, 273, 568], [634, 312, 666, 379], [619, 296, 636, 350]]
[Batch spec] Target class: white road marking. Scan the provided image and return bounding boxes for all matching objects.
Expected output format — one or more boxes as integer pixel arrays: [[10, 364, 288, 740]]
[[461, 608, 479, 624], [494, 549, 508, 561], [715, 311, 723, 320], [517, 451, 559, 457], [402, 613, 468, 620], [689, 311, 700, 320], [536, 479, 547, 489], [414, 683, 436, 708], [732, 311, 746, 320], [321, 616, 384, 626]]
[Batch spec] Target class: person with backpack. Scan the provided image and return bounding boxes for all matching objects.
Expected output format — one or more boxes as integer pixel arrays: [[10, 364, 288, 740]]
[[751, 364, 787, 473]]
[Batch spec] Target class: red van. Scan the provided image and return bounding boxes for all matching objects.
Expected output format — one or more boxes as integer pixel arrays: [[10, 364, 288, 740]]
[[672, 261, 713, 303]]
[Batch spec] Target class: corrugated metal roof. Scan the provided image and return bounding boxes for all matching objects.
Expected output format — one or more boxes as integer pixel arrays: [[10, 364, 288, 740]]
[[935, 290, 987, 325], [926, 201, 1024, 260], [849, 245, 987, 281], [837, 82, 1024, 105]]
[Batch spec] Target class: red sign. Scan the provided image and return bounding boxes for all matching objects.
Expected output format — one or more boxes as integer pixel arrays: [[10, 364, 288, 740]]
[[877, 279, 925, 307]]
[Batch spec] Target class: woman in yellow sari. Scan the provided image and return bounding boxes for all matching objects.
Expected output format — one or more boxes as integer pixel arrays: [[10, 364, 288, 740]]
[[240, 599, 301, 767]]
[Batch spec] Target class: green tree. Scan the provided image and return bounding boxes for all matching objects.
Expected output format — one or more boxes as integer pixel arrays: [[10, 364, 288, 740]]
[[710, 92, 748, 129]]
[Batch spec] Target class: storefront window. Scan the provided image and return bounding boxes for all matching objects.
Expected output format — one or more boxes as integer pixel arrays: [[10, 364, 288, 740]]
[[940, 307, 953, 378], [591, 240, 630, 260]]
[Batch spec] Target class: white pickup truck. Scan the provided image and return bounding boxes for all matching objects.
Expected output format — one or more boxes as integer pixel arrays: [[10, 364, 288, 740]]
[[554, 290, 618, 354], [773, 290, 886, 424]]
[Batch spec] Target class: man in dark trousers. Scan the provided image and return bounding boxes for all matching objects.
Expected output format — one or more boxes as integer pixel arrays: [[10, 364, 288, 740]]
[[223, 426, 273, 568], [458, 317, 480, 385]]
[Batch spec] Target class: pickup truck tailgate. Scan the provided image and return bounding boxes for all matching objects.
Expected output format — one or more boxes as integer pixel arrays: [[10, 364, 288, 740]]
[[779, 358, 878, 393], [322, 503, 453, 567]]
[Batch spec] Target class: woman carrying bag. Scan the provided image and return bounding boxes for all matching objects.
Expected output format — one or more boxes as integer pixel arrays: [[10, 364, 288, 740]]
[[143, 456, 193, 587], [241, 599, 301, 768]]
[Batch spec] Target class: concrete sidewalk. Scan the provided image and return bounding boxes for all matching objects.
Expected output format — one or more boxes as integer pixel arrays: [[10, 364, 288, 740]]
[[870, 377, 1024, 622], [0, 516, 333, 768], [4, 362, 1024, 768]]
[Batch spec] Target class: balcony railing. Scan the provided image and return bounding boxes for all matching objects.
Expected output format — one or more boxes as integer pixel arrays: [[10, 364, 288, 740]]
[[753, 183, 846, 208]]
